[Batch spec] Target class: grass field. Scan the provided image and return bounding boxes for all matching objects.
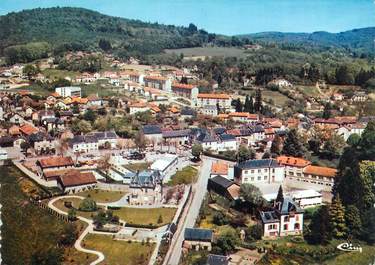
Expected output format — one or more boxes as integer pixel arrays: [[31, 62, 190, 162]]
[[0, 166, 96, 265], [124, 162, 151, 172], [169, 166, 198, 186], [42, 69, 79, 80], [165, 47, 248, 58], [113, 207, 176, 227], [297, 85, 321, 97], [76, 189, 126, 203], [262, 90, 290, 107], [82, 234, 155, 265]]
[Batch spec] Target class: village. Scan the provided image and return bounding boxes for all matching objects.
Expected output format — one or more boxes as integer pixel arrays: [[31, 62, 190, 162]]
[[0, 49, 374, 265]]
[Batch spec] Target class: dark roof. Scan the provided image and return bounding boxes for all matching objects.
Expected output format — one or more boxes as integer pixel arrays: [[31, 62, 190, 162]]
[[277, 197, 304, 215], [184, 228, 213, 242], [162, 129, 191, 138], [180, 108, 196, 116], [142, 125, 162, 135], [260, 210, 280, 224], [70, 135, 98, 145], [207, 254, 229, 265], [213, 127, 226, 135], [86, 131, 117, 140], [219, 134, 236, 141], [209, 175, 233, 189], [196, 132, 216, 143], [237, 159, 280, 169]]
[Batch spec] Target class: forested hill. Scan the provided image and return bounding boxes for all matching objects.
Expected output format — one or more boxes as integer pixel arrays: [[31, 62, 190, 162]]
[[240, 28, 375, 55], [0, 7, 219, 56]]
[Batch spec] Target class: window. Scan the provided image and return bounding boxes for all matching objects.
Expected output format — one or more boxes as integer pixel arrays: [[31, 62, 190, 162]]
[[257, 176, 261, 181], [284, 216, 289, 222], [272, 168, 275, 173], [258, 169, 261, 173], [244, 170, 248, 174], [251, 177, 254, 181], [264, 176, 267, 180], [251, 170, 254, 173], [296, 215, 299, 221], [244, 177, 248, 182], [283, 224, 288, 230], [264, 169, 268, 172], [294, 223, 300, 230]]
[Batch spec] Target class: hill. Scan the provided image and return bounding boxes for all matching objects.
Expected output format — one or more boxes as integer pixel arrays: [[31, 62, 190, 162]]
[[240, 28, 375, 55], [0, 7, 217, 58]]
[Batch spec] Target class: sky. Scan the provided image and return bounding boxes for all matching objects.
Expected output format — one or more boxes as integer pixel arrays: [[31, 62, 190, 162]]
[[0, 0, 374, 35]]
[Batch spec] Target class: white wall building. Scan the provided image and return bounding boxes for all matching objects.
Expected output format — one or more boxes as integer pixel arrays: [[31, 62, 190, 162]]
[[235, 159, 285, 184], [55, 86, 82, 98]]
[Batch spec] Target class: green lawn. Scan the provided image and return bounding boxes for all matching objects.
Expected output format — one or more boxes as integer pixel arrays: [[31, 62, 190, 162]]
[[53, 197, 102, 220], [82, 234, 155, 265], [168, 166, 198, 186], [297, 85, 321, 97], [124, 162, 151, 172], [76, 189, 126, 203], [81, 83, 121, 97], [113, 207, 176, 227]]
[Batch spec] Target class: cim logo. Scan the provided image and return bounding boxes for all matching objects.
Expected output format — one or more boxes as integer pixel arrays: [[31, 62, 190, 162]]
[[337, 242, 362, 253]]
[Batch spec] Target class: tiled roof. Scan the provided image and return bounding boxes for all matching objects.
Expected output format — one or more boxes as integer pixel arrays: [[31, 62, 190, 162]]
[[207, 254, 229, 265], [142, 125, 162, 135], [144, 76, 167, 81], [197, 93, 230, 99], [277, 156, 310, 168], [59, 170, 97, 188], [303, 165, 337, 178], [19, 124, 39, 136], [162, 129, 191, 138], [211, 162, 228, 175], [172, 83, 195, 90], [39, 156, 74, 168]]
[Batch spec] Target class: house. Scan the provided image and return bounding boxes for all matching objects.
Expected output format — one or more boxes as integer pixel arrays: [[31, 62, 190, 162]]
[[301, 165, 337, 192], [201, 105, 218, 116], [55, 86, 82, 98], [38, 156, 75, 173], [19, 123, 39, 136], [337, 123, 366, 141], [351, 91, 368, 102], [171, 83, 199, 100], [143, 76, 172, 91], [234, 159, 285, 184], [162, 129, 191, 146], [86, 131, 118, 149], [208, 175, 240, 201], [277, 156, 311, 180], [196, 132, 218, 151], [129, 102, 150, 115], [180, 108, 197, 119], [194, 93, 231, 110], [183, 228, 213, 251], [129, 170, 162, 190], [228, 112, 259, 123], [9, 113, 25, 125], [268, 79, 292, 88], [150, 154, 178, 177], [142, 125, 163, 145], [57, 170, 97, 193], [87, 94, 103, 107], [260, 196, 304, 238], [29, 132, 57, 154], [217, 134, 237, 152], [69, 135, 99, 153]]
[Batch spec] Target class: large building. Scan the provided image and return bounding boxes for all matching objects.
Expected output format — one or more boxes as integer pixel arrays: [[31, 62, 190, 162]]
[[171, 83, 199, 100], [143, 76, 172, 91], [234, 159, 285, 184], [194, 93, 231, 110], [55, 86, 82, 98]]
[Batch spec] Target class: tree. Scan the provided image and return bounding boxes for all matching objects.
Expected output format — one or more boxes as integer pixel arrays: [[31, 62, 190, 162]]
[[98, 153, 112, 178], [307, 205, 332, 245], [157, 214, 163, 224], [282, 129, 305, 157], [361, 208, 375, 244], [234, 98, 243, 112], [98, 38, 112, 51], [247, 224, 263, 241], [93, 210, 107, 228], [192, 143, 203, 160], [78, 198, 97, 212], [322, 102, 332, 119], [329, 195, 347, 238], [83, 109, 97, 122], [213, 212, 229, 226], [23, 64, 39, 79], [56, 137, 69, 157], [67, 208, 77, 221], [215, 229, 239, 254], [244, 95, 254, 113], [276, 185, 284, 203], [345, 205, 362, 238], [335, 65, 355, 85], [270, 134, 282, 155], [59, 223, 78, 246], [239, 184, 264, 206], [134, 130, 146, 151], [322, 133, 346, 159], [237, 144, 255, 162], [254, 89, 262, 112]]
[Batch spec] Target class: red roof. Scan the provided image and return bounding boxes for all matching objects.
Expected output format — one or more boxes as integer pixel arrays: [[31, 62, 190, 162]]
[[172, 83, 195, 90], [39, 156, 74, 169], [303, 165, 337, 178], [197, 93, 230, 100], [19, 124, 38, 136], [59, 170, 97, 188], [277, 156, 310, 168]]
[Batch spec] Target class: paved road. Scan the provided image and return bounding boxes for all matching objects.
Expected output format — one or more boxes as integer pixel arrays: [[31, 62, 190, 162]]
[[163, 157, 212, 265]]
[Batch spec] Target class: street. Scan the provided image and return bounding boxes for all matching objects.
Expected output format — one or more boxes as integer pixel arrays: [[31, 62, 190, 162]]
[[163, 157, 212, 265]]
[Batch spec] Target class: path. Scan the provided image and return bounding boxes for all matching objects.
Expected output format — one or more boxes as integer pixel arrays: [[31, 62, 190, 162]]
[[48, 196, 105, 265]]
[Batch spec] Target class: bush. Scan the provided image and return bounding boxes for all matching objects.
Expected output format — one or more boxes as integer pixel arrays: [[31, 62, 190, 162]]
[[247, 224, 263, 241], [78, 198, 97, 212], [212, 212, 229, 226]]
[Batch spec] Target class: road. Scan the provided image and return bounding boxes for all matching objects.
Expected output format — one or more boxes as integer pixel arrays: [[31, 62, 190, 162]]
[[163, 157, 212, 265]]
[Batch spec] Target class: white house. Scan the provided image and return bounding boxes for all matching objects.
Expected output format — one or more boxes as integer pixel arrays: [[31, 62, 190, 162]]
[[234, 159, 285, 184], [55, 86, 82, 98], [194, 93, 231, 110]]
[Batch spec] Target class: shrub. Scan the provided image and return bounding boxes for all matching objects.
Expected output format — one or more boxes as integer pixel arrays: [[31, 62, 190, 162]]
[[78, 198, 97, 212]]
